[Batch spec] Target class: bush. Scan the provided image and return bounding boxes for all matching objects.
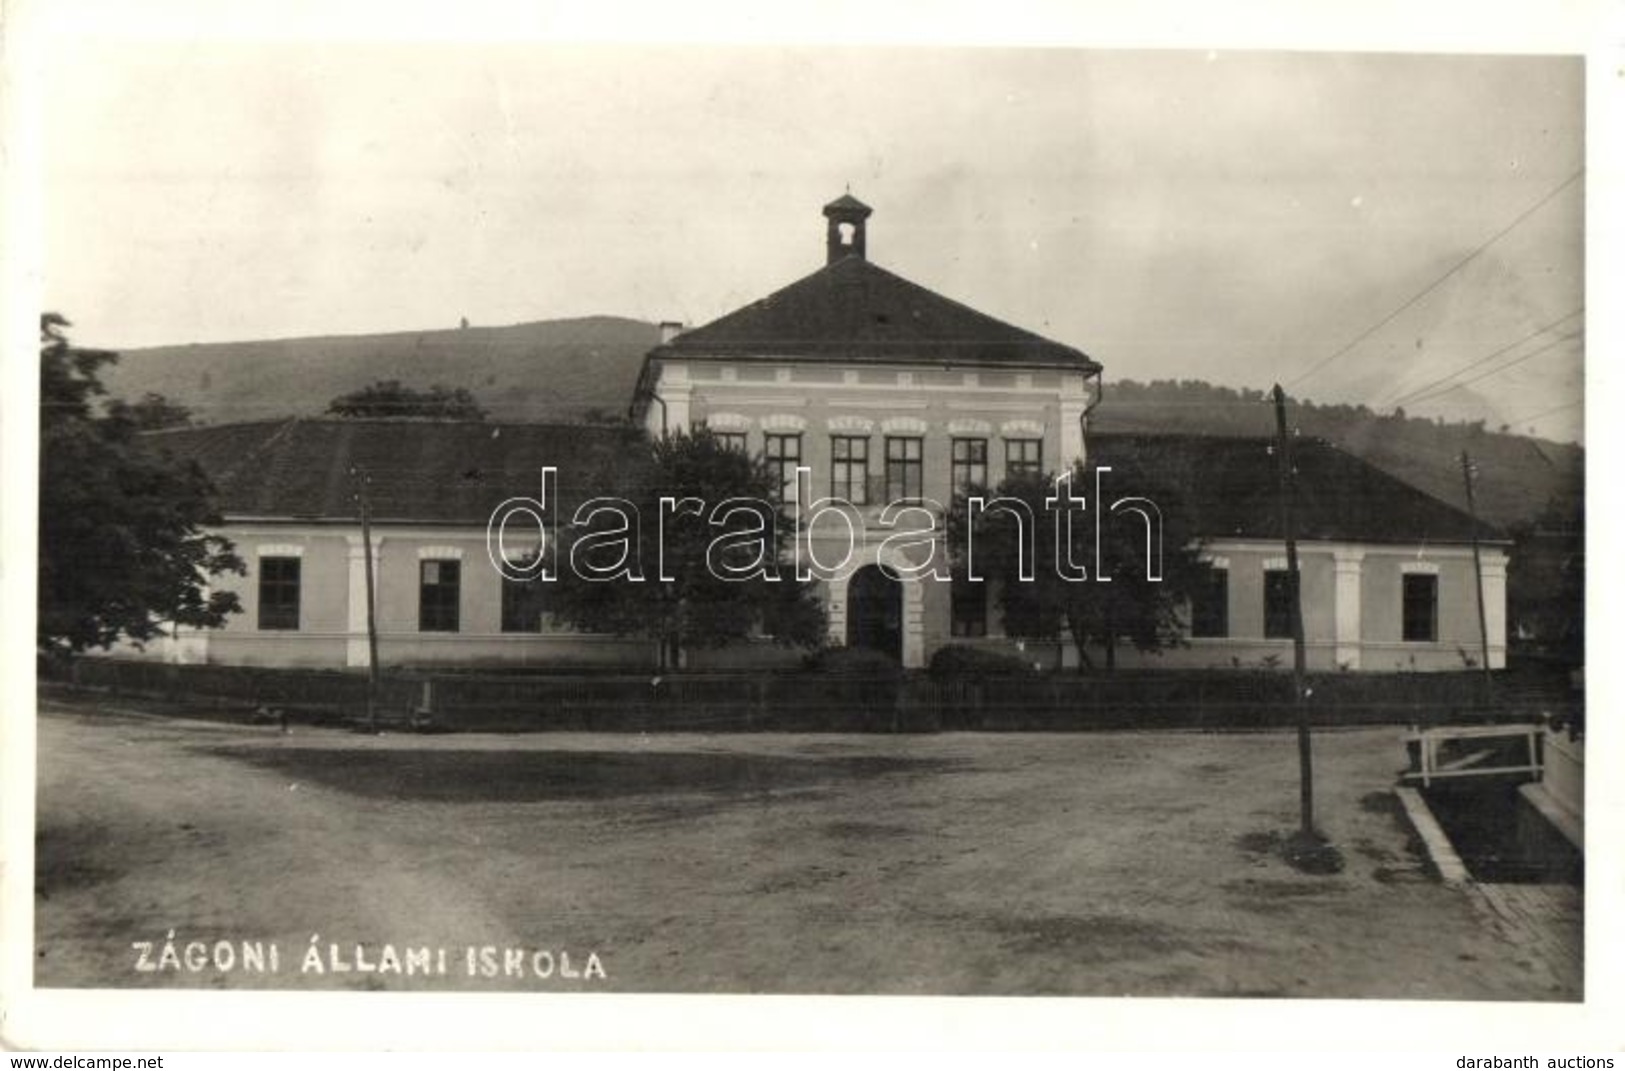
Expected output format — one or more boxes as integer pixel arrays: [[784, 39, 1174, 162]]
[[927, 644, 1038, 680], [801, 645, 903, 677]]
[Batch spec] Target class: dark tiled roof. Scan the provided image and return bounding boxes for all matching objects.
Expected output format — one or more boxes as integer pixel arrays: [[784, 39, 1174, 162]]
[[655, 255, 1099, 371], [1091, 434, 1504, 545], [143, 418, 630, 525], [148, 422, 1496, 546]]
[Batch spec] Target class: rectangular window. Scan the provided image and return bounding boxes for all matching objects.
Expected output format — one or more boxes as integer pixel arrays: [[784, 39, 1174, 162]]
[[1005, 438, 1043, 480], [500, 568, 546, 633], [714, 431, 748, 454], [885, 436, 923, 503], [951, 576, 988, 638], [764, 433, 801, 503], [831, 435, 870, 504], [1403, 574, 1438, 642], [419, 559, 461, 632], [951, 437, 988, 494], [257, 556, 301, 631], [1190, 567, 1229, 638], [1263, 568, 1294, 639]]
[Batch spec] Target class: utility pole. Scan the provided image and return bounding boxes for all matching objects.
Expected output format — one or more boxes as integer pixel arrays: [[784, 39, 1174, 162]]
[[1272, 384, 1313, 837], [1461, 450, 1494, 705], [351, 463, 382, 733]]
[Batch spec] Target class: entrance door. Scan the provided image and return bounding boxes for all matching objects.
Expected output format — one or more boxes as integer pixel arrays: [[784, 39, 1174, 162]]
[[846, 565, 902, 662]]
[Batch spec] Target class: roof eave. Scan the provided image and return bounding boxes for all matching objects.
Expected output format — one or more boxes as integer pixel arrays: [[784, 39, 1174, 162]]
[[651, 343, 1101, 374]]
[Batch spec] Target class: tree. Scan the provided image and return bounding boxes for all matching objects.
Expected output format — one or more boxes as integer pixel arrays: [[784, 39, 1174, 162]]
[[110, 391, 194, 431], [38, 314, 244, 656], [579, 406, 631, 427], [1507, 493, 1584, 665], [326, 379, 488, 420], [545, 426, 826, 669], [949, 445, 1207, 672]]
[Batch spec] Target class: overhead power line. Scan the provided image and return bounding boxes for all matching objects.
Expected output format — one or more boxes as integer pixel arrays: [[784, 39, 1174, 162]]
[[1285, 168, 1584, 392], [1396, 330, 1582, 408], [1381, 306, 1584, 410], [1506, 397, 1583, 427]]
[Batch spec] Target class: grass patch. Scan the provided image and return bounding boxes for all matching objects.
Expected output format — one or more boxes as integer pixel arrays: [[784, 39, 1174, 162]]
[[204, 745, 958, 804], [1235, 829, 1346, 876], [34, 826, 123, 899]]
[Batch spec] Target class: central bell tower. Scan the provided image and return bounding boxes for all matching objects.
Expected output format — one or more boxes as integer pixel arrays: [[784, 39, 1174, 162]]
[[823, 192, 873, 264]]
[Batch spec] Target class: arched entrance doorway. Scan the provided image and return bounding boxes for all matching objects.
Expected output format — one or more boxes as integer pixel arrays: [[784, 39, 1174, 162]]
[[845, 564, 902, 661]]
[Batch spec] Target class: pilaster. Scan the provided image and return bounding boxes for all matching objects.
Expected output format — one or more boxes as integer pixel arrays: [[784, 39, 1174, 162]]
[[1059, 399, 1086, 468], [1333, 547, 1365, 670], [345, 533, 384, 668], [1480, 550, 1509, 669]]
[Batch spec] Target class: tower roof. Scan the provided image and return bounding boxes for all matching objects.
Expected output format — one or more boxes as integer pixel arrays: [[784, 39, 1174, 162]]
[[822, 192, 873, 218]]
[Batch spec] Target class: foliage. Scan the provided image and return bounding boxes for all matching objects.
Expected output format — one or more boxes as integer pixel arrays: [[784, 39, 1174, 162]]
[[947, 446, 1208, 673], [547, 426, 826, 669], [38, 314, 244, 655], [579, 406, 631, 427], [926, 644, 1037, 679], [326, 379, 488, 421], [109, 391, 194, 431], [802, 645, 905, 677], [1506, 493, 1584, 664]]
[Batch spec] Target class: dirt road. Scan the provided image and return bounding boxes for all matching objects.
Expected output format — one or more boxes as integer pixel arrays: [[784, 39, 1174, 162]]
[[32, 694, 1579, 998]]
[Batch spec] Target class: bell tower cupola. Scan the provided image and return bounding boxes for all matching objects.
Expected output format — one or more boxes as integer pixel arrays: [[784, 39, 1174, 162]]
[[823, 191, 873, 265]]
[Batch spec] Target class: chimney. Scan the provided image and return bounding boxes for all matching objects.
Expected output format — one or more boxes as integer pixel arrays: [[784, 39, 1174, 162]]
[[822, 192, 873, 265], [659, 321, 684, 345]]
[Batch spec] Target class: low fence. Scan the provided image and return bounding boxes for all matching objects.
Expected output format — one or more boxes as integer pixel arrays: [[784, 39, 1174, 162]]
[[53, 658, 420, 725], [51, 658, 906, 732], [47, 657, 1580, 733]]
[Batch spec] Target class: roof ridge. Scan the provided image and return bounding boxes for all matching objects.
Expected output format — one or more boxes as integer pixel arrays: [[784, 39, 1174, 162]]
[[139, 416, 290, 437], [185, 415, 623, 432]]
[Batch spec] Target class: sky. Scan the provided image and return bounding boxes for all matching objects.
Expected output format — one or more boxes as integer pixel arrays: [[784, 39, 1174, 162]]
[[39, 29, 1589, 443]]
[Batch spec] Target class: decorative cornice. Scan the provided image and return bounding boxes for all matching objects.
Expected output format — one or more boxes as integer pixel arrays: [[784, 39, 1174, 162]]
[[702, 412, 752, 431], [827, 398, 929, 410], [1000, 419, 1045, 437]]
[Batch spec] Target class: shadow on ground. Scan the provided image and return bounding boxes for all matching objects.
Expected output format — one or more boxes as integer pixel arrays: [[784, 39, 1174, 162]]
[[202, 746, 960, 803]]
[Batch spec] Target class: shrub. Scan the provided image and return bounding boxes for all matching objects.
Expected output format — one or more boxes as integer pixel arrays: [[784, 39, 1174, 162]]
[[927, 644, 1037, 680], [801, 645, 903, 678]]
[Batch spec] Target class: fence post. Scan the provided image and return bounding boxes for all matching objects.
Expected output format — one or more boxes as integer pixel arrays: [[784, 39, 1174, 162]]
[[414, 679, 435, 729]]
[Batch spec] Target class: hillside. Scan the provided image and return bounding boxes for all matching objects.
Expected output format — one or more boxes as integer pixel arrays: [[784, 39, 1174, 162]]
[[99, 316, 659, 425], [95, 324, 1580, 531], [1092, 380, 1583, 531]]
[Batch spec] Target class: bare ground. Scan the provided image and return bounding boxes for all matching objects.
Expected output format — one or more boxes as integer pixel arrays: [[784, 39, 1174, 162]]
[[31, 692, 1580, 998]]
